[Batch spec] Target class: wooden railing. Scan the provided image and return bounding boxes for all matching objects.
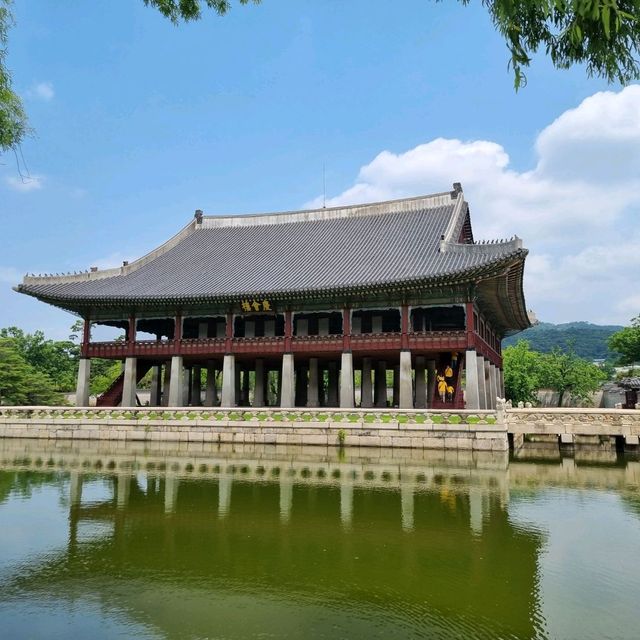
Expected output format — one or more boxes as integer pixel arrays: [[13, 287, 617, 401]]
[[84, 329, 472, 359]]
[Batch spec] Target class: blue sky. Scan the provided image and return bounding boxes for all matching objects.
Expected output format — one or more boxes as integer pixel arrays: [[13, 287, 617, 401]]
[[1, 0, 638, 338]]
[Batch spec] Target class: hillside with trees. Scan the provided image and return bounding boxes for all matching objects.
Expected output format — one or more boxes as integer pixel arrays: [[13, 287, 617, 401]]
[[503, 321, 622, 361]]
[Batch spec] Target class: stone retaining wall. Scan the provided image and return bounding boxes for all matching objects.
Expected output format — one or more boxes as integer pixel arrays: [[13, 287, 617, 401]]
[[0, 406, 506, 451], [2, 405, 640, 450]]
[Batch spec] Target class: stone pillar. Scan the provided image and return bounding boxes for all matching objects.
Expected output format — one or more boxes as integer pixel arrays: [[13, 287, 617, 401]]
[[75, 358, 91, 407], [399, 351, 413, 409], [327, 361, 339, 407], [218, 475, 232, 518], [182, 365, 191, 406], [280, 475, 293, 523], [150, 365, 161, 406], [484, 360, 492, 410], [241, 368, 250, 406], [340, 478, 353, 528], [498, 367, 505, 398], [414, 356, 426, 409], [375, 360, 387, 407], [122, 357, 137, 407], [280, 353, 295, 408], [221, 354, 236, 407], [116, 473, 130, 509], [69, 471, 83, 506], [361, 357, 373, 408], [253, 359, 265, 407], [392, 365, 400, 407], [307, 358, 320, 407], [205, 361, 218, 406], [340, 352, 355, 408], [164, 476, 179, 514], [401, 485, 414, 531], [162, 360, 172, 407], [488, 364, 498, 410], [168, 356, 184, 406], [469, 486, 483, 536], [476, 355, 487, 410], [191, 365, 202, 406], [464, 350, 481, 410], [426, 359, 436, 408], [234, 366, 242, 405]]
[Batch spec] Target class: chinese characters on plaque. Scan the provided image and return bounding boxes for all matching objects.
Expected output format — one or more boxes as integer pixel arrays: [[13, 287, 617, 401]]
[[240, 299, 272, 312]]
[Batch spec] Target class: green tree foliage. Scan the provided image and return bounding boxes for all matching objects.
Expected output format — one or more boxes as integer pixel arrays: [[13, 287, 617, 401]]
[[0, 0, 28, 152], [0, 326, 79, 391], [503, 340, 606, 405], [503, 340, 544, 404], [0, 337, 62, 405], [608, 316, 640, 364], [3, 0, 640, 151], [466, 0, 640, 89], [538, 346, 606, 406]]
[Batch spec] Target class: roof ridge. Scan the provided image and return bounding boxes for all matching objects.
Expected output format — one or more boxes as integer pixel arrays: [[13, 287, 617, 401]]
[[199, 190, 457, 229]]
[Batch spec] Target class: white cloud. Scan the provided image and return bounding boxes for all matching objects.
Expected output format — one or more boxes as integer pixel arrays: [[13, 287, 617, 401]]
[[29, 81, 55, 102], [4, 175, 44, 192], [305, 85, 640, 325]]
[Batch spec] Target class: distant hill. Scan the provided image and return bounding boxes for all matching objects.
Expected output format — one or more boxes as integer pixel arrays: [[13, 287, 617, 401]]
[[503, 321, 623, 360]]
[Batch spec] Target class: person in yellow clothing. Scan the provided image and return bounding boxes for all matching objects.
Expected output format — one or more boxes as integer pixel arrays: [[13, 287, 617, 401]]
[[446, 383, 455, 402], [444, 364, 454, 380], [437, 374, 447, 402]]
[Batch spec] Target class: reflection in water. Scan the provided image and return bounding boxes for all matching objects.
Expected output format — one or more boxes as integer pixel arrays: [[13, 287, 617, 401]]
[[0, 438, 639, 639]]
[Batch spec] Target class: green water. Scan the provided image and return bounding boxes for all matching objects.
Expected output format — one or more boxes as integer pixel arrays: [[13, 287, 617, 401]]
[[0, 440, 639, 639]]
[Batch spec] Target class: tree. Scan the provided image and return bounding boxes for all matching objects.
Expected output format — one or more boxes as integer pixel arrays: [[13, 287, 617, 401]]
[[503, 340, 544, 404], [0, 337, 62, 405], [0, 326, 79, 391], [608, 316, 640, 365], [538, 346, 606, 406], [3, 1, 640, 152]]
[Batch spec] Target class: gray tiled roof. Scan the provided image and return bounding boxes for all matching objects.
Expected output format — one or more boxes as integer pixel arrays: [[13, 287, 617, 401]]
[[17, 190, 526, 304], [620, 377, 640, 390]]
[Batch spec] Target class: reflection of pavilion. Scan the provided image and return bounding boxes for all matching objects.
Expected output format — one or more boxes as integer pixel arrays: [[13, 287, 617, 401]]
[[2, 442, 546, 640]]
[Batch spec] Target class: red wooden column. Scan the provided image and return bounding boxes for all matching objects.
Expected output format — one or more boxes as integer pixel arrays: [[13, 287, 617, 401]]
[[342, 308, 351, 351], [174, 312, 183, 355], [400, 304, 409, 350], [284, 311, 293, 352], [81, 317, 91, 357], [225, 313, 233, 353], [465, 302, 475, 349], [128, 315, 137, 341]]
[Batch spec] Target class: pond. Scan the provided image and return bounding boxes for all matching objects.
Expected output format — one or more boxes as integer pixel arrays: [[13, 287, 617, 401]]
[[0, 438, 639, 639]]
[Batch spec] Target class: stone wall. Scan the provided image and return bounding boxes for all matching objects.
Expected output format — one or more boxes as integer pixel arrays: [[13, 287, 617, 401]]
[[0, 406, 506, 451]]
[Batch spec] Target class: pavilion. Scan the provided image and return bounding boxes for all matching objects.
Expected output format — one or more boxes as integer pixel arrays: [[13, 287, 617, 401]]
[[15, 183, 529, 410]]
